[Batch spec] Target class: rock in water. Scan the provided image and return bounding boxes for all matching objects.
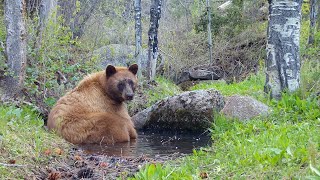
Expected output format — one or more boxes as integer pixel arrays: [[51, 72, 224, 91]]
[[221, 95, 269, 120], [132, 89, 224, 133]]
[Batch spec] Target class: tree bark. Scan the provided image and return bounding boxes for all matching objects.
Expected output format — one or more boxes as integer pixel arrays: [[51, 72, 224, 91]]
[[3, 0, 28, 99], [147, 0, 162, 81], [72, 0, 100, 38], [308, 0, 317, 44], [206, 0, 213, 64], [134, 0, 142, 77], [265, 0, 302, 99], [316, 0, 320, 31], [57, 0, 76, 37], [36, 0, 57, 50], [39, 0, 57, 25]]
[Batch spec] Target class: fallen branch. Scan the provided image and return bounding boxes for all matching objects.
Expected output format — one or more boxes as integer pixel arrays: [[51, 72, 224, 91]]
[[0, 162, 27, 167], [56, 70, 68, 85]]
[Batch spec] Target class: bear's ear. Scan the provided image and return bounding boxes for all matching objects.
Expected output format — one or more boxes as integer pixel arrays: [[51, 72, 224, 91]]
[[129, 64, 138, 75], [106, 65, 117, 77]]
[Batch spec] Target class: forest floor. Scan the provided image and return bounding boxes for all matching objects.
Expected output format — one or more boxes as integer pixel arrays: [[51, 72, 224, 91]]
[[33, 146, 184, 179]]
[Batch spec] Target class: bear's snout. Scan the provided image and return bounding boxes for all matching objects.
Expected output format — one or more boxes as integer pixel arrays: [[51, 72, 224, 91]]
[[125, 93, 134, 101]]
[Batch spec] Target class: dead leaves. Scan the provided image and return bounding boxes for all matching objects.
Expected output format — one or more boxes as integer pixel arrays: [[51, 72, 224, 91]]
[[200, 171, 208, 179], [47, 171, 61, 180], [43, 148, 63, 156], [8, 159, 16, 164]]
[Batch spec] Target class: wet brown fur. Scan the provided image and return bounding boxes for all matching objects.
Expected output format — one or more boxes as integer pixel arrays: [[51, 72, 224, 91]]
[[47, 65, 138, 144]]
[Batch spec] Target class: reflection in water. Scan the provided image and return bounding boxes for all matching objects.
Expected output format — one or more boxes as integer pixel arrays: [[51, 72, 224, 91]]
[[79, 131, 212, 157]]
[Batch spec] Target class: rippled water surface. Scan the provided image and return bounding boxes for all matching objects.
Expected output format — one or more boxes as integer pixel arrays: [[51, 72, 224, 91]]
[[79, 131, 211, 157]]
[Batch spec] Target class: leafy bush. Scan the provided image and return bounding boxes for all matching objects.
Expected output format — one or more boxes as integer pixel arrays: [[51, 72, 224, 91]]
[[24, 13, 99, 115]]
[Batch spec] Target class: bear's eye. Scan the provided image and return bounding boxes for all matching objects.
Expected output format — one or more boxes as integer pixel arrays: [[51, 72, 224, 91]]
[[128, 79, 135, 90], [128, 79, 134, 87], [117, 82, 125, 91]]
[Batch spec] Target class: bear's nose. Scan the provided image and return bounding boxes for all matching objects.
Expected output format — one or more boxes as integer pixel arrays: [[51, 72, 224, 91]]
[[126, 93, 134, 100]]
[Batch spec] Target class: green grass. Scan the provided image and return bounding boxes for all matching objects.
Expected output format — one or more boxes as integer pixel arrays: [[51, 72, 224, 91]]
[[0, 105, 69, 179], [131, 59, 320, 179], [130, 91, 320, 179], [190, 72, 266, 102], [145, 76, 182, 107]]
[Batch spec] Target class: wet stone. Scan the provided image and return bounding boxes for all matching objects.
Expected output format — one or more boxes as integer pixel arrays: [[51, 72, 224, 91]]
[[77, 168, 94, 179]]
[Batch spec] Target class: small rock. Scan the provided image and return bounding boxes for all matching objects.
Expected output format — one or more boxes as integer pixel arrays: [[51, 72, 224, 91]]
[[221, 95, 269, 120], [77, 168, 94, 179]]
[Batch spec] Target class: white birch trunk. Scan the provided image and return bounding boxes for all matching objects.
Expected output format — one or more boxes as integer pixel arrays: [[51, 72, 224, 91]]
[[37, 0, 57, 50], [39, 0, 57, 25], [265, 0, 302, 99], [3, 0, 28, 99], [134, 0, 142, 77], [206, 0, 213, 64], [308, 0, 317, 44], [147, 0, 162, 81], [317, 1, 320, 30]]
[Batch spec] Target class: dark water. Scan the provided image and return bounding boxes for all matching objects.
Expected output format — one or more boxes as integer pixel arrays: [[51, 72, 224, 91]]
[[79, 131, 212, 157]]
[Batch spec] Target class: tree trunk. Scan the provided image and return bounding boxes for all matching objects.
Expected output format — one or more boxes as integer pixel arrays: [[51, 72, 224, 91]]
[[36, 0, 57, 50], [72, 0, 100, 38], [134, 0, 142, 77], [316, 0, 320, 30], [308, 0, 317, 44], [147, 0, 162, 81], [3, 0, 28, 99], [264, 0, 302, 99], [57, 0, 76, 29], [206, 0, 213, 65], [39, 0, 57, 26]]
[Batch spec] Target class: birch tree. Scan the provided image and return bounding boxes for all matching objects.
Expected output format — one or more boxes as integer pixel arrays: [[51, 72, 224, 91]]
[[36, 0, 57, 50], [206, 0, 213, 64], [147, 0, 162, 81], [264, 0, 302, 99], [308, 0, 317, 44], [3, 0, 28, 99], [318, 1, 320, 29], [134, 0, 142, 77]]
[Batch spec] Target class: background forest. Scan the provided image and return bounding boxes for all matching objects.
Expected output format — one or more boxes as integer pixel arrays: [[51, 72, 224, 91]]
[[0, 0, 270, 115], [0, 0, 319, 179]]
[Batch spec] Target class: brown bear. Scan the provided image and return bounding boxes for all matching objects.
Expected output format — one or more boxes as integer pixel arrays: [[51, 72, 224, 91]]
[[47, 64, 138, 144]]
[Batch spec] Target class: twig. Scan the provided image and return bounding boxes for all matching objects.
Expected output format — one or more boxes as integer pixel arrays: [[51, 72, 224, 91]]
[[56, 70, 68, 84], [0, 41, 7, 60], [0, 162, 27, 167]]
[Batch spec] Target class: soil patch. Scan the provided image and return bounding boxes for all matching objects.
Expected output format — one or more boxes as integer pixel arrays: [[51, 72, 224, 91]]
[[34, 147, 185, 179]]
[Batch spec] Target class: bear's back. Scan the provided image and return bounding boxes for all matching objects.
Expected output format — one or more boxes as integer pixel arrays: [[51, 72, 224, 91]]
[[47, 71, 125, 129]]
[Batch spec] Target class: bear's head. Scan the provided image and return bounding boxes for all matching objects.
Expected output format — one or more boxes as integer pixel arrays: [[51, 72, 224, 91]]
[[105, 64, 138, 103]]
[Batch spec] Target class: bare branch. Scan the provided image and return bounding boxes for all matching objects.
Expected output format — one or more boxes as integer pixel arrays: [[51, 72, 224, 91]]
[[0, 162, 27, 167]]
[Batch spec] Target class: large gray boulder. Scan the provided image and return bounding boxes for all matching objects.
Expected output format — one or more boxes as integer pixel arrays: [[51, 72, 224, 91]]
[[175, 66, 224, 84], [132, 89, 225, 132], [220, 95, 269, 120]]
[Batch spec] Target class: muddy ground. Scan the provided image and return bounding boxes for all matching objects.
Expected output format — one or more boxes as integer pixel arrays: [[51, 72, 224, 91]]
[[33, 147, 185, 180]]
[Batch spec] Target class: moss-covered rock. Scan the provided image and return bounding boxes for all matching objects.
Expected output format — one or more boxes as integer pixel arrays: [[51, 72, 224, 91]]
[[132, 89, 224, 133]]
